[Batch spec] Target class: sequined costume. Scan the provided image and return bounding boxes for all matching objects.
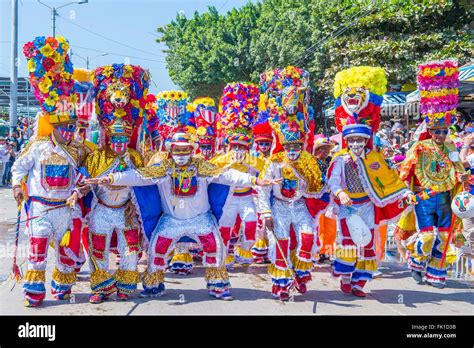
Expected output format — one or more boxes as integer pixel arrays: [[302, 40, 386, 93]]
[[327, 66, 410, 296], [258, 66, 324, 299], [85, 63, 150, 301], [14, 36, 89, 307], [108, 155, 257, 299], [399, 60, 465, 287], [212, 83, 262, 268], [85, 148, 144, 298], [12, 133, 88, 306]]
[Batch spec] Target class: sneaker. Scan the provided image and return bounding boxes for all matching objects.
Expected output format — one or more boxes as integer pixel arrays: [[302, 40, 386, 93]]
[[340, 281, 352, 295], [209, 290, 234, 301], [89, 293, 106, 304], [352, 288, 367, 297], [411, 270, 424, 284], [54, 292, 71, 301], [139, 285, 165, 298]]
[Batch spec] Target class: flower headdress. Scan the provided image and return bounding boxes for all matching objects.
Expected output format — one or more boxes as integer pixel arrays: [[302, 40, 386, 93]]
[[217, 82, 260, 147], [259, 66, 311, 145], [73, 68, 94, 140], [93, 64, 150, 148], [417, 60, 458, 129], [23, 36, 76, 136], [155, 90, 194, 147], [190, 97, 217, 146]]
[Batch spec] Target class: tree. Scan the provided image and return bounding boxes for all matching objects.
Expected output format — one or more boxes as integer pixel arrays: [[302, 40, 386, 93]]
[[157, 0, 473, 112]]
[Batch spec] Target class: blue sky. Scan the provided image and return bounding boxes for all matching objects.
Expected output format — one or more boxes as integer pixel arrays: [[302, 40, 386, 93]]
[[1, 0, 253, 93]]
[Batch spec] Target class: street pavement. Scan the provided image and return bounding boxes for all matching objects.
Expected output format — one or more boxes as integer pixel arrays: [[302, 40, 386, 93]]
[[0, 187, 472, 315]]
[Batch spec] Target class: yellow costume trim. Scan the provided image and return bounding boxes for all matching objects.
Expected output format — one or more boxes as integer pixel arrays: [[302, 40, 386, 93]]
[[268, 264, 293, 279], [147, 151, 169, 166], [113, 269, 140, 285], [204, 266, 229, 282], [225, 254, 235, 265], [142, 270, 165, 287], [235, 246, 253, 259], [24, 270, 46, 283], [333, 149, 408, 203], [253, 238, 268, 250], [52, 267, 77, 285], [139, 157, 224, 179], [171, 251, 193, 264], [260, 151, 322, 193], [399, 140, 466, 193], [85, 147, 143, 178], [90, 269, 113, 288], [354, 259, 378, 273], [334, 246, 358, 263]]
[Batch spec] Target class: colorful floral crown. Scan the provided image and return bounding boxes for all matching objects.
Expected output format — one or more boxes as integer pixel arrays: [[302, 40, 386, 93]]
[[190, 97, 217, 145], [259, 66, 311, 145], [23, 36, 77, 129], [155, 90, 193, 142], [93, 64, 149, 144], [417, 60, 458, 129], [333, 66, 386, 139], [217, 83, 260, 147]]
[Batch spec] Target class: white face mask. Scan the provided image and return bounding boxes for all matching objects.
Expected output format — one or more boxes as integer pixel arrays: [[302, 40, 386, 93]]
[[231, 148, 246, 163], [347, 139, 367, 157], [172, 154, 191, 166], [286, 149, 301, 161]]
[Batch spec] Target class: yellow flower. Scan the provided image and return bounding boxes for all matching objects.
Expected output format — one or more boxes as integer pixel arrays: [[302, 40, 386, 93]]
[[27, 60, 36, 72], [197, 126, 207, 136], [102, 66, 113, 77], [40, 44, 54, 57], [61, 43, 69, 52], [39, 77, 52, 93], [49, 90, 59, 102], [50, 51, 61, 63], [56, 36, 67, 44], [69, 94, 78, 104], [114, 108, 126, 118], [44, 97, 56, 107], [130, 99, 140, 108], [122, 65, 133, 78]]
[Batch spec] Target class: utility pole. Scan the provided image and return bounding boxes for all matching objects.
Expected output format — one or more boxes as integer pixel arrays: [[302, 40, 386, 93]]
[[9, 0, 18, 135], [38, 0, 88, 37]]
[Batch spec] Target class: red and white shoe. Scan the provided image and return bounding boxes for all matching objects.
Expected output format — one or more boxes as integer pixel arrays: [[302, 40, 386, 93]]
[[340, 281, 352, 295], [352, 288, 367, 297]]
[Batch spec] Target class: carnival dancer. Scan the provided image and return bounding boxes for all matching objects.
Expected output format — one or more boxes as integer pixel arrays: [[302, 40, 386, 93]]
[[399, 60, 468, 289], [312, 137, 336, 264], [12, 36, 89, 307], [210, 83, 265, 268], [250, 110, 276, 263], [257, 66, 325, 301], [86, 132, 278, 300], [327, 66, 413, 297], [82, 64, 150, 303], [148, 91, 199, 275]]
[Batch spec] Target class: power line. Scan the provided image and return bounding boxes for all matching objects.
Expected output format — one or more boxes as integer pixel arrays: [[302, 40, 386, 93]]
[[70, 44, 168, 64], [56, 14, 167, 58], [295, 0, 380, 66]]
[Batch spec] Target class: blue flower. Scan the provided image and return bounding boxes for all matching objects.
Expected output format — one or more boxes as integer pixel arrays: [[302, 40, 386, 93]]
[[131, 107, 139, 118], [34, 36, 46, 48]]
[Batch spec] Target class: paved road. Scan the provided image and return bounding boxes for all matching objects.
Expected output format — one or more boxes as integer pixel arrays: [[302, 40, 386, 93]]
[[0, 187, 472, 315]]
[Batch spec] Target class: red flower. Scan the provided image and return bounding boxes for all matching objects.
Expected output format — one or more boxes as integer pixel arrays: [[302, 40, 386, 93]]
[[42, 58, 55, 71], [288, 121, 299, 132], [45, 37, 58, 49], [23, 42, 38, 59], [103, 101, 114, 114]]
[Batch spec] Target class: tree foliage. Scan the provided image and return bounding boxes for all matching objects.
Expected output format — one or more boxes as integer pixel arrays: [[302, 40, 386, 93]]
[[157, 0, 473, 111]]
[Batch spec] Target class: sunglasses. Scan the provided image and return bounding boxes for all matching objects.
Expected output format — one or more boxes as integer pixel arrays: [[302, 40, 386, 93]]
[[431, 129, 449, 135], [258, 142, 271, 147], [111, 135, 129, 143], [200, 145, 213, 150]]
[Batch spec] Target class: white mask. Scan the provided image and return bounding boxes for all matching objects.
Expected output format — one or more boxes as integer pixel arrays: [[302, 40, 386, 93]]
[[231, 149, 246, 163], [347, 139, 367, 157], [286, 149, 301, 161], [172, 154, 191, 166]]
